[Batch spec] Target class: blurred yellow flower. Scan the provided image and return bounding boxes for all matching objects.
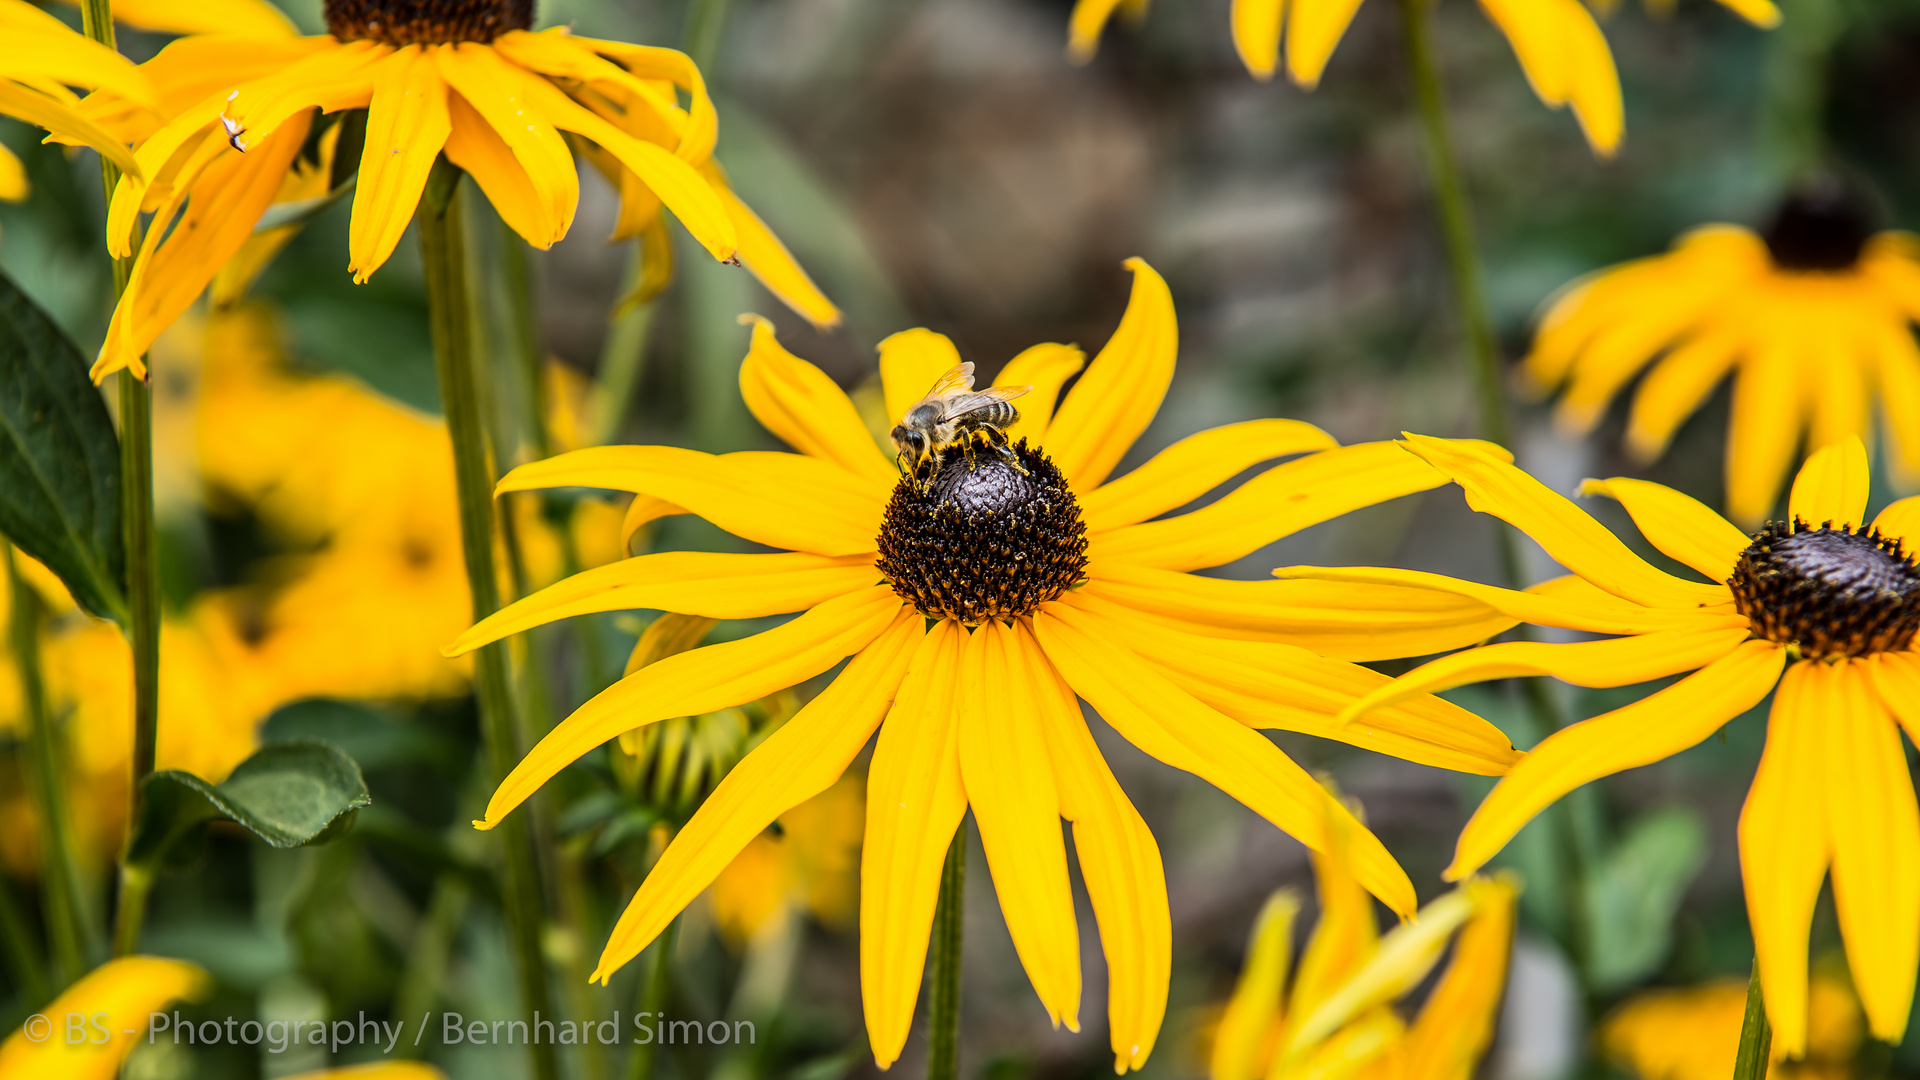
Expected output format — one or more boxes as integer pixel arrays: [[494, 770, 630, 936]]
[[0, 0, 155, 201], [77, 0, 835, 380], [1526, 185, 1920, 526], [1207, 798, 1517, 1080], [1286, 436, 1920, 1057], [451, 258, 1526, 1070], [0, 955, 208, 1079], [711, 775, 865, 946], [1602, 972, 1863, 1080]]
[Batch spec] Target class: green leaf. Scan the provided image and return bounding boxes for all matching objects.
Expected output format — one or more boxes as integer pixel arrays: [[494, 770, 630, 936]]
[[126, 740, 372, 872], [0, 269, 126, 623], [1584, 807, 1708, 992]]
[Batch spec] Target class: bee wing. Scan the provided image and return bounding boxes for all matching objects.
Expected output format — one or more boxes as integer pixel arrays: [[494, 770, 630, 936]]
[[925, 363, 977, 398], [938, 385, 1030, 419]]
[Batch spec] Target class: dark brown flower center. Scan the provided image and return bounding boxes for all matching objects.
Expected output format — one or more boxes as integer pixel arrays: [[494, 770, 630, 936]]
[[875, 440, 1089, 624], [1728, 519, 1920, 659], [324, 0, 532, 45], [1760, 181, 1875, 272]]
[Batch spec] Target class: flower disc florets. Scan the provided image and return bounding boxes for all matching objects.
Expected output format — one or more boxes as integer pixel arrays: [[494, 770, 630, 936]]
[[1728, 519, 1920, 659], [1761, 182, 1874, 272], [875, 440, 1089, 624], [324, 0, 533, 44]]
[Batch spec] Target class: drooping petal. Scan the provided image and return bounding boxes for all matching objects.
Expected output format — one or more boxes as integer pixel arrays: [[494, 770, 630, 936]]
[[476, 585, 903, 830], [347, 45, 452, 283], [435, 44, 578, 249], [1400, 875, 1520, 1080], [1022, 622, 1170, 1073], [1096, 440, 1453, 572], [1870, 652, 1920, 748], [525, 32, 716, 162], [739, 317, 892, 487], [1399, 434, 1728, 609], [1449, 639, 1784, 880], [1476, 0, 1623, 155], [1334, 625, 1754, 725], [996, 342, 1085, 446], [1066, 0, 1131, 63], [591, 608, 922, 981], [443, 90, 560, 248], [1085, 563, 1514, 661], [1740, 661, 1832, 1058], [961, 621, 1081, 1030], [1210, 891, 1297, 1080], [862, 620, 971, 1070], [0, 80, 141, 180], [1044, 259, 1177, 491], [1284, 0, 1366, 88], [1065, 591, 1519, 775], [0, 956, 209, 1080], [446, 552, 878, 653], [1822, 661, 1920, 1044], [1725, 339, 1807, 528], [1284, 888, 1477, 1060], [1231, 0, 1286, 80], [1624, 330, 1743, 462], [1787, 436, 1871, 528], [1033, 604, 1416, 917], [0, 21, 156, 106], [1079, 420, 1337, 533], [1271, 564, 1732, 636], [1286, 790, 1382, 1025], [1867, 318, 1920, 488], [497, 446, 885, 558], [705, 165, 842, 329], [1578, 477, 1751, 583], [879, 328, 965, 431]]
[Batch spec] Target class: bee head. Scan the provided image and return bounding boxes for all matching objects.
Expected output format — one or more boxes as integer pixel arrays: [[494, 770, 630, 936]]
[[890, 424, 928, 465]]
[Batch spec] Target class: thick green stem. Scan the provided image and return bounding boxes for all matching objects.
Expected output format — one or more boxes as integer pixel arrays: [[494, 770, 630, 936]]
[[927, 820, 967, 1080], [627, 918, 680, 1080], [419, 159, 560, 1080], [107, 865, 150, 958], [1732, 962, 1772, 1080], [8, 544, 93, 983], [683, 0, 734, 72]]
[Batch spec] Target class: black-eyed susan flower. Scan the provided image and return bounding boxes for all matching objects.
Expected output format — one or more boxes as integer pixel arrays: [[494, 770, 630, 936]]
[[0, 0, 156, 199], [79, 0, 836, 380], [1280, 434, 1920, 1057], [1602, 971, 1862, 1080], [1526, 184, 1920, 527], [1208, 794, 1516, 1080], [446, 259, 1527, 1071], [0, 956, 208, 1079]]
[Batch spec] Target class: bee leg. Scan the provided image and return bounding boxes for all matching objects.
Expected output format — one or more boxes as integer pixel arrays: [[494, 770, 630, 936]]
[[989, 434, 1029, 476]]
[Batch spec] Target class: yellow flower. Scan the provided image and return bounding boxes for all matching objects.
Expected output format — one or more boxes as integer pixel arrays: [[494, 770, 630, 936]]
[[0, 956, 208, 1079], [1526, 185, 1920, 527], [1208, 796, 1517, 1080], [711, 775, 865, 945], [0, 0, 156, 199], [449, 258, 1526, 1070], [1283, 434, 1920, 1056], [1602, 972, 1863, 1080], [83, 0, 835, 381]]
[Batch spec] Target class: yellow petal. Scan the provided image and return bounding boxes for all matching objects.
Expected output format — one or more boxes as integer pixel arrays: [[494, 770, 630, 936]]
[[1232, 0, 1287, 80], [1450, 639, 1785, 879], [1807, 334, 1871, 460], [0, 79, 141, 180], [1868, 319, 1920, 489], [497, 445, 884, 558], [1023, 621, 1170, 1073], [0, 24, 155, 106], [1067, 591, 1519, 775], [1085, 563, 1516, 662], [1870, 651, 1920, 750], [477, 585, 902, 830], [1787, 435, 1871, 528], [739, 316, 892, 487], [707, 166, 842, 329], [1711, 0, 1782, 24], [436, 45, 578, 249], [1335, 625, 1753, 726], [1624, 330, 1742, 462], [1287, 790, 1381, 1026], [1740, 660, 1832, 1058], [0, 956, 209, 1080], [1578, 477, 1751, 582], [534, 32, 718, 163], [1823, 661, 1920, 1044], [106, 0, 300, 36], [1400, 434, 1727, 609], [591, 608, 921, 980], [1401, 875, 1520, 1080], [962, 621, 1081, 1030], [1097, 440, 1450, 572], [443, 91, 559, 248], [222, 39, 386, 166], [1476, 0, 1623, 155], [1080, 419, 1338, 532], [1211, 891, 1299, 1080], [996, 342, 1085, 446], [0, 141, 21, 201], [1725, 339, 1807, 529], [1066, 0, 1132, 63], [446, 552, 878, 654], [1033, 604, 1416, 917], [1285, 887, 1478, 1060], [1872, 496, 1920, 549], [1270, 564, 1730, 636], [862, 620, 971, 1070], [620, 492, 687, 552], [347, 46, 451, 283], [879, 328, 965, 431], [1044, 259, 1177, 490], [1284, 0, 1366, 88]]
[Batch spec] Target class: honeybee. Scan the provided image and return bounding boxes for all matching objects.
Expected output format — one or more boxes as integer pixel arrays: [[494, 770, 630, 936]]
[[890, 363, 1032, 480]]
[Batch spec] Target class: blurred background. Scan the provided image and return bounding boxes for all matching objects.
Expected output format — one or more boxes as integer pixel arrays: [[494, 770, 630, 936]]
[[2, 0, 1918, 1075]]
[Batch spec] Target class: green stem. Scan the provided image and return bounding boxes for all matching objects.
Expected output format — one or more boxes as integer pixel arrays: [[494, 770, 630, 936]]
[[77, 0, 160, 965], [628, 918, 680, 1080], [683, 0, 735, 72], [419, 159, 560, 1080], [927, 820, 967, 1080], [8, 544, 93, 982], [1732, 962, 1772, 1080]]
